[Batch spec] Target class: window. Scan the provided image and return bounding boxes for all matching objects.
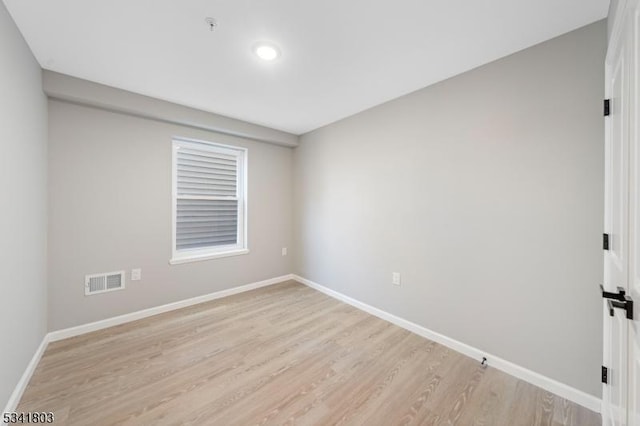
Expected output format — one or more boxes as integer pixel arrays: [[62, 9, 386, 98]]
[[170, 138, 247, 264]]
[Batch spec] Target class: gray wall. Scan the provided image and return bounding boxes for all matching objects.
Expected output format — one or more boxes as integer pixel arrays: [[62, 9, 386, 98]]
[[43, 71, 298, 148], [0, 1, 48, 410], [294, 21, 606, 397], [48, 100, 293, 330]]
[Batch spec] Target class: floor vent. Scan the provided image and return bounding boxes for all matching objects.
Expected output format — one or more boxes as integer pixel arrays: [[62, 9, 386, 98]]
[[85, 271, 125, 296]]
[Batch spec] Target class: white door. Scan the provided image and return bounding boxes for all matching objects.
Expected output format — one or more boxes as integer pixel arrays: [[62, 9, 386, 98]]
[[605, 1, 640, 425], [626, 1, 640, 424], [604, 2, 631, 424]]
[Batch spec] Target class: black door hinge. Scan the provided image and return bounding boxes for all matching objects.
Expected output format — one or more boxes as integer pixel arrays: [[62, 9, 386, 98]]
[[604, 99, 611, 116], [602, 366, 608, 384], [603, 233, 610, 250]]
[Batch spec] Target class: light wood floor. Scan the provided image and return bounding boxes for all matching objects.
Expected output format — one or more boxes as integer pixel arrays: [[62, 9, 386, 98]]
[[18, 281, 600, 425]]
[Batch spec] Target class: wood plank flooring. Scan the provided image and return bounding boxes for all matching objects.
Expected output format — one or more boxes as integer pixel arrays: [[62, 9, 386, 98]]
[[17, 281, 601, 425]]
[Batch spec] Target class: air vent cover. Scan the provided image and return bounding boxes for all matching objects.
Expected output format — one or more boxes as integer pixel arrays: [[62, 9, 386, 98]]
[[85, 271, 125, 296]]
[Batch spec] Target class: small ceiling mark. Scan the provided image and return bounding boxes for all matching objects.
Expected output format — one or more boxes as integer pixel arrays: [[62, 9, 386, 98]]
[[205, 17, 218, 32]]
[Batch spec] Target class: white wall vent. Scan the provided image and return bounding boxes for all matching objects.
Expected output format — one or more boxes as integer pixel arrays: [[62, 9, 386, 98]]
[[85, 271, 125, 296]]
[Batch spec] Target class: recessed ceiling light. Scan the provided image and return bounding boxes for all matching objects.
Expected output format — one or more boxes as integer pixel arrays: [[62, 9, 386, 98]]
[[253, 43, 280, 61]]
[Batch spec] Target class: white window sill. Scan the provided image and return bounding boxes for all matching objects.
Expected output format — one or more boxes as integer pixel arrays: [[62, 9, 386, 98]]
[[170, 248, 250, 265]]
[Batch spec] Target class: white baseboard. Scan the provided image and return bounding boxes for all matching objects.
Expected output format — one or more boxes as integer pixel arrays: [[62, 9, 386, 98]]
[[49, 274, 294, 342], [2, 334, 50, 416], [292, 274, 602, 414]]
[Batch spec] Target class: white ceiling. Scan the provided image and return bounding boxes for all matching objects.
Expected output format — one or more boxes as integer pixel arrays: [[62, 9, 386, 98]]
[[5, 0, 609, 135]]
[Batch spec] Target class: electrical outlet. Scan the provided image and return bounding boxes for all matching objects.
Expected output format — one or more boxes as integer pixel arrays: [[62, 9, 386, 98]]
[[282, 247, 288, 256], [131, 268, 142, 281], [392, 272, 401, 286]]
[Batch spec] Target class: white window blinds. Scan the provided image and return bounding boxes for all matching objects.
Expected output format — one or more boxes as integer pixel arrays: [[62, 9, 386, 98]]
[[172, 139, 247, 262]]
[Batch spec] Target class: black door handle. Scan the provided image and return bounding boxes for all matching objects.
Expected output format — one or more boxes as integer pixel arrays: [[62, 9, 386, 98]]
[[607, 297, 634, 320], [600, 284, 627, 301]]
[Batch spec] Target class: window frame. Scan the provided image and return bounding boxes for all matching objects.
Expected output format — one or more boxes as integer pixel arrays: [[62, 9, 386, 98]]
[[170, 137, 248, 265]]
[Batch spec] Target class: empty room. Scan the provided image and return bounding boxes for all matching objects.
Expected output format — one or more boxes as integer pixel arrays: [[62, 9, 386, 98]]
[[1, 0, 639, 425]]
